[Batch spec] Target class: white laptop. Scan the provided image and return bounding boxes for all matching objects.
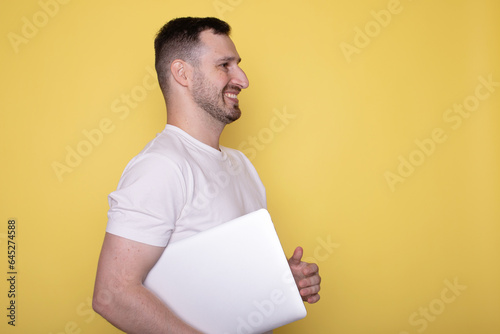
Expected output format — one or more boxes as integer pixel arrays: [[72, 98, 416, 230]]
[[144, 209, 307, 334]]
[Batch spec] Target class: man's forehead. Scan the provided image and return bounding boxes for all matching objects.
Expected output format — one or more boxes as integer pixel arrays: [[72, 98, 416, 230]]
[[198, 30, 241, 61]]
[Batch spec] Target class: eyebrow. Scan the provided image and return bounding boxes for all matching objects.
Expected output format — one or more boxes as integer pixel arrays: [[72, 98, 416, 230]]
[[216, 56, 241, 64]]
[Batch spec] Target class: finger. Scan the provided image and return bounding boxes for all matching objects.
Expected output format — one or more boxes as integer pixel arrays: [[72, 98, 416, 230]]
[[300, 283, 321, 296], [299, 285, 321, 302], [288, 246, 303, 266], [302, 262, 319, 276], [306, 293, 320, 304], [299, 274, 321, 288]]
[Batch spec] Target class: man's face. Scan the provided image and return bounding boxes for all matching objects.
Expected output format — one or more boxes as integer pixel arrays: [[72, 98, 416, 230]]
[[191, 30, 249, 125]]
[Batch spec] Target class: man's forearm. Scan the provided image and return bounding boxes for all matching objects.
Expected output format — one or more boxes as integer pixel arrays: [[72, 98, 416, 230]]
[[93, 283, 201, 334]]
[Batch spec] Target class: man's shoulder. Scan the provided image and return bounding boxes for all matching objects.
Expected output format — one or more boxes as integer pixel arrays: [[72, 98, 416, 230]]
[[221, 146, 253, 164], [136, 126, 193, 161], [116, 127, 190, 179]]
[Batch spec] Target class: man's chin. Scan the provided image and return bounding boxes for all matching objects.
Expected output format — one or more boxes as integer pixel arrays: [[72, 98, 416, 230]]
[[225, 114, 241, 124], [224, 108, 241, 124]]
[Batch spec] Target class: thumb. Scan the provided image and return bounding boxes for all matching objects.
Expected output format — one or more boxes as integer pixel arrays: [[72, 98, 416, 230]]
[[288, 246, 303, 266]]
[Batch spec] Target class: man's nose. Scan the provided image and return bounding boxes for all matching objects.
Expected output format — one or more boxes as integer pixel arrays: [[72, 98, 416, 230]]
[[231, 66, 249, 89]]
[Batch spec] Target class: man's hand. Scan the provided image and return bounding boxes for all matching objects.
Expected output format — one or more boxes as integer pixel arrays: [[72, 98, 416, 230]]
[[288, 246, 321, 304]]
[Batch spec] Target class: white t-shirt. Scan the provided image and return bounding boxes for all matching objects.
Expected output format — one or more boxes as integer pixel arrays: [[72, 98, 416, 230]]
[[106, 124, 267, 247]]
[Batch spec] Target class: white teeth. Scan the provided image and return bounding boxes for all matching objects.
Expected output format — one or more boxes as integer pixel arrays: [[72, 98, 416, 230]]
[[225, 93, 237, 99]]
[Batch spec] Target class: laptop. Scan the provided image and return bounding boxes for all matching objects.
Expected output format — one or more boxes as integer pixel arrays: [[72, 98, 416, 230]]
[[143, 209, 307, 334]]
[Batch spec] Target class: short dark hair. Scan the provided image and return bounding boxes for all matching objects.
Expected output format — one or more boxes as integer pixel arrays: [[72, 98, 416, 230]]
[[154, 17, 231, 95]]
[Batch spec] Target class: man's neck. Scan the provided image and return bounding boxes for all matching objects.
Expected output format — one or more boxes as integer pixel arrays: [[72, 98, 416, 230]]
[[166, 109, 225, 150]]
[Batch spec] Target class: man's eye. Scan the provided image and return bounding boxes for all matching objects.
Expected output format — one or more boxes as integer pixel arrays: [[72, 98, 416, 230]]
[[220, 63, 229, 69]]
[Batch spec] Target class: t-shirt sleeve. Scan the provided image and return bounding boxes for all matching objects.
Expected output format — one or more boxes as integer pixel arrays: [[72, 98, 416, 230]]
[[105, 153, 186, 247]]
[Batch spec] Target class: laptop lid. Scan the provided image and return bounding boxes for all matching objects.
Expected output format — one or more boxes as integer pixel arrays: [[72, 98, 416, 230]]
[[144, 209, 307, 334]]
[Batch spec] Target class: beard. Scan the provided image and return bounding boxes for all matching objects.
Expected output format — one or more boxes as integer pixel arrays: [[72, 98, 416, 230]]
[[192, 70, 242, 125]]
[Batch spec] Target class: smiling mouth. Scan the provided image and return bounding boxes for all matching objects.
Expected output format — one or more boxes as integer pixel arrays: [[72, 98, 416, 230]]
[[223, 85, 242, 105], [224, 93, 238, 99], [223, 92, 240, 105]]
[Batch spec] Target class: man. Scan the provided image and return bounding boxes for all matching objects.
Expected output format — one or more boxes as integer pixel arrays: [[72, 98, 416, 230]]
[[93, 17, 321, 333]]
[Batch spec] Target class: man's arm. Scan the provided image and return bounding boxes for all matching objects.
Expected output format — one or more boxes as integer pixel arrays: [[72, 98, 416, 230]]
[[92, 232, 202, 334], [288, 247, 321, 304]]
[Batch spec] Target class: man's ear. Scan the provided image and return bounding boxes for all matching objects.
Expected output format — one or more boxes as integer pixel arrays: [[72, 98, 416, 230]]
[[170, 60, 190, 87]]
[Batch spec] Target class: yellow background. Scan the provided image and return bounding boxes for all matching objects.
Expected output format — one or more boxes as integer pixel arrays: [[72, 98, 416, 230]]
[[1, 0, 499, 333]]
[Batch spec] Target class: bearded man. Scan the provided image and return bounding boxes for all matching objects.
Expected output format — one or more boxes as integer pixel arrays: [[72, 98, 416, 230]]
[[93, 17, 321, 334]]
